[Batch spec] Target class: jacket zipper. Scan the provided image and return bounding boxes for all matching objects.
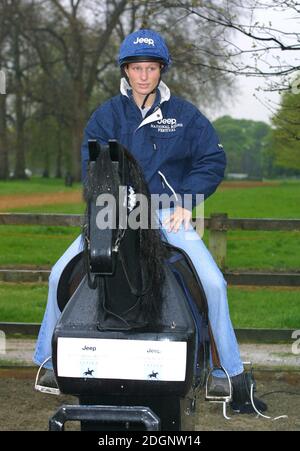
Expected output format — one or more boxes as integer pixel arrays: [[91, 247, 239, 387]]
[[158, 171, 178, 201]]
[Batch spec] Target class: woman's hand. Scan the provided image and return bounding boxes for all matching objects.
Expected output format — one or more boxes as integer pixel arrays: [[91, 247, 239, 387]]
[[163, 206, 192, 233]]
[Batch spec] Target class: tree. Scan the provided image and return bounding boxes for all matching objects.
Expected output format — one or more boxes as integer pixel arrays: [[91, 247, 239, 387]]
[[27, 0, 237, 179], [1, 0, 241, 179], [12, 5, 27, 179], [0, 0, 9, 180], [114, 2, 237, 110], [26, 0, 129, 181], [0, 0, 40, 179], [172, 0, 300, 92], [214, 115, 271, 177], [271, 87, 300, 171]]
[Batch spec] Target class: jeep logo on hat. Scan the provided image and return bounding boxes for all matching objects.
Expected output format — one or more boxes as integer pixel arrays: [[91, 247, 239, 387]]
[[133, 37, 155, 46]]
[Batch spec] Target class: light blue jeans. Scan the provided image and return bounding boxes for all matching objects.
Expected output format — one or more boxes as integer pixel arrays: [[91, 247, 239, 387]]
[[33, 209, 244, 377]]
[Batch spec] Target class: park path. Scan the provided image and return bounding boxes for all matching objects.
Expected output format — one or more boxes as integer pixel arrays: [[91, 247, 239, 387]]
[[1, 338, 299, 370], [0, 190, 82, 212], [0, 181, 280, 212]]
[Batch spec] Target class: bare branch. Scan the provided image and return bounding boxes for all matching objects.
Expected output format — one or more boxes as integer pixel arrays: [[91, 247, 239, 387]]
[[85, 0, 128, 97]]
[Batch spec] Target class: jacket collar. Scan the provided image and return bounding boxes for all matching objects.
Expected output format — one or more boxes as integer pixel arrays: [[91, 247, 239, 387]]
[[120, 77, 171, 104], [120, 77, 170, 130]]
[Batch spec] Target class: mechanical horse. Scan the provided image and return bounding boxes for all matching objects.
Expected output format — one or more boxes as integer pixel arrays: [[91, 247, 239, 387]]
[[41, 140, 223, 431]]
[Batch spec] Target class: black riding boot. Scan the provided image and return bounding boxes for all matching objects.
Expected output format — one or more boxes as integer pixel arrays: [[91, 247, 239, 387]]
[[230, 371, 267, 414]]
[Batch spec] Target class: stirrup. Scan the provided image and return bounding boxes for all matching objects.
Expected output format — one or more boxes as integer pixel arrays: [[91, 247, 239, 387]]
[[34, 356, 61, 396], [205, 365, 232, 420]]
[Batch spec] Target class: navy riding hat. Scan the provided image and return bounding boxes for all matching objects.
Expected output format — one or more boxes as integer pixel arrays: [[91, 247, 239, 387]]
[[118, 29, 171, 73]]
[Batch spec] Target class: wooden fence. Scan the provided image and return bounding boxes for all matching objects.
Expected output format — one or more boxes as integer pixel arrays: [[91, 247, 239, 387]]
[[0, 212, 299, 341]]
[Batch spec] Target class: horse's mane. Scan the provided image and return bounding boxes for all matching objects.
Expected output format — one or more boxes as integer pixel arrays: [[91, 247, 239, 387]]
[[83, 145, 166, 323]]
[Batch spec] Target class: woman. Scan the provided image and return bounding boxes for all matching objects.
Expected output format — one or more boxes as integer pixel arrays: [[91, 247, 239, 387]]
[[34, 28, 266, 414]]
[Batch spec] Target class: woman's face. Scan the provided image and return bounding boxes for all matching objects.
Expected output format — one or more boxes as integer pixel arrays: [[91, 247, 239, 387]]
[[125, 61, 161, 98]]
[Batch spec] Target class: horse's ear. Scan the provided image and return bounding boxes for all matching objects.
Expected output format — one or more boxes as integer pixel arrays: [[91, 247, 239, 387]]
[[109, 139, 121, 162], [88, 139, 101, 161]]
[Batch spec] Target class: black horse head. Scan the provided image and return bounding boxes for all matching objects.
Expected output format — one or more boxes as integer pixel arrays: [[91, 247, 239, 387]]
[[82, 140, 166, 329], [53, 140, 210, 402]]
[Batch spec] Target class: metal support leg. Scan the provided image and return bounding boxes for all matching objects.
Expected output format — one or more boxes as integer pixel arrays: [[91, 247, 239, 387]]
[[49, 404, 161, 431]]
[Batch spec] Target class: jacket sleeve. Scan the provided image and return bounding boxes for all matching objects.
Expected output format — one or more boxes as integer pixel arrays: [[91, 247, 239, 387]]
[[178, 113, 226, 210], [81, 108, 111, 183]]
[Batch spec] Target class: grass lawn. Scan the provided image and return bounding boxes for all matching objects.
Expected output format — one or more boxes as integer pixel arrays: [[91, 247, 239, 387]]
[[215, 230, 300, 271], [0, 226, 299, 271], [0, 225, 80, 266], [10, 203, 85, 214], [204, 180, 300, 219], [0, 177, 81, 195], [0, 178, 299, 329], [0, 179, 299, 270], [0, 282, 299, 329], [228, 286, 300, 329], [4, 178, 300, 218], [0, 283, 48, 323]]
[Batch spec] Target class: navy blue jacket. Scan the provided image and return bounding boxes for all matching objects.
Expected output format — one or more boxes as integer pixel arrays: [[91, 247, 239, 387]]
[[81, 80, 226, 209]]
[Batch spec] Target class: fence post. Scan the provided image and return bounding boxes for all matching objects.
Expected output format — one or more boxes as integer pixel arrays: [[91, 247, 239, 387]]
[[209, 213, 228, 270]]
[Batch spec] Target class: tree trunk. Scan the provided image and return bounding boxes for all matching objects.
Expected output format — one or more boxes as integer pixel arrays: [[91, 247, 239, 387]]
[[71, 117, 85, 182], [70, 81, 88, 181], [14, 90, 26, 178], [55, 126, 62, 178], [0, 93, 8, 179], [13, 22, 26, 179]]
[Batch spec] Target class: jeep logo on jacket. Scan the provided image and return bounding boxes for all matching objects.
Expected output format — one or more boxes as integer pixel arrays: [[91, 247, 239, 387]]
[[151, 117, 183, 133], [81, 78, 226, 210]]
